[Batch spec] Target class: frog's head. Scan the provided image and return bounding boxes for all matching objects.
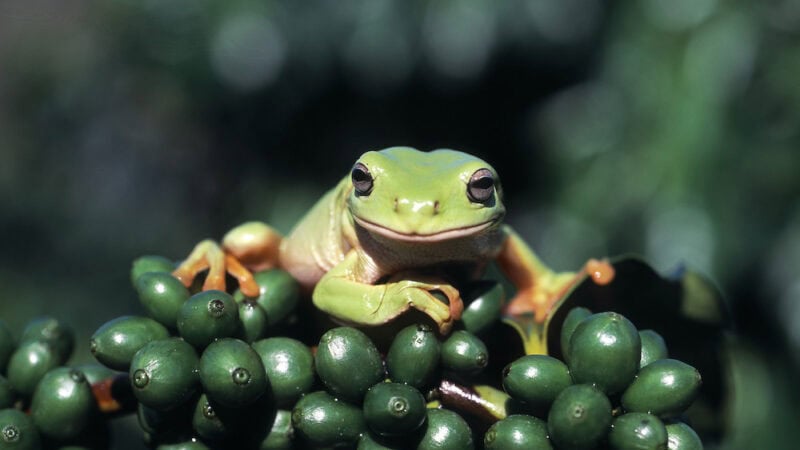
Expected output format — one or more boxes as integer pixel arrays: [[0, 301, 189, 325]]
[[347, 147, 505, 242]]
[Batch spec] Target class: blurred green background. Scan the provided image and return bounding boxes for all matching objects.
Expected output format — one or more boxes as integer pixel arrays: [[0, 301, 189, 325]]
[[1, 0, 799, 448]]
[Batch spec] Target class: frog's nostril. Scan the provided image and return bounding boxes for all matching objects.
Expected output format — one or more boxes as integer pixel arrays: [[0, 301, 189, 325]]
[[394, 198, 437, 216]]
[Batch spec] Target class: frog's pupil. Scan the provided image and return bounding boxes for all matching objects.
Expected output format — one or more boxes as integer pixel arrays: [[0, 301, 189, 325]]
[[473, 177, 492, 189]]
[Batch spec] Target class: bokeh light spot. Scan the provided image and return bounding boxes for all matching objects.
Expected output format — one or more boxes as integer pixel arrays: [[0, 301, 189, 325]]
[[210, 13, 287, 92]]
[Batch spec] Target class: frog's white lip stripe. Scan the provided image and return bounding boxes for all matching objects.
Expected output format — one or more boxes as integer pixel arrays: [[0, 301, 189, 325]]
[[353, 216, 496, 242]]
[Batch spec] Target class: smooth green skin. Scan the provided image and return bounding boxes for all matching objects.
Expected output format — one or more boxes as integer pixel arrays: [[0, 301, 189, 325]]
[[440, 330, 489, 375], [214, 148, 574, 341], [237, 300, 269, 343], [484, 414, 552, 450], [131, 255, 175, 286], [6, 341, 60, 399], [609, 412, 668, 450], [568, 312, 641, 395], [19, 317, 74, 363], [363, 382, 426, 437], [0, 320, 15, 375], [417, 408, 474, 450], [292, 148, 506, 332], [156, 441, 210, 450], [0, 377, 13, 409], [292, 391, 366, 448], [90, 315, 170, 371], [460, 281, 505, 336], [560, 306, 592, 364], [177, 290, 240, 349], [251, 337, 314, 408], [547, 384, 613, 450], [191, 393, 228, 442], [258, 409, 293, 450], [0, 408, 41, 450], [502, 354, 571, 409], [347, 149, 502, 243], [639, 329, 669, 368], [135, 272, 191, 329], [622, 359, 702, 418], [199, 338, 268, 408], [386, 324, 441, 389], [129, 338, 200, 411], [315, 327, 384, 403], [235, 270, 300, 328], [665, 421, 703, 450], [30, 368, 94, 441]]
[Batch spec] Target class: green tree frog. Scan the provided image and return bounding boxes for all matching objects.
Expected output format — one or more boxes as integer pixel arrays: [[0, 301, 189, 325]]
[[173, 147, 613, 335]]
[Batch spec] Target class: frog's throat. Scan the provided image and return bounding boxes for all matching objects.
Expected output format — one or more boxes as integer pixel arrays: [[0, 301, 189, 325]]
[[352, 216, 497, 243]]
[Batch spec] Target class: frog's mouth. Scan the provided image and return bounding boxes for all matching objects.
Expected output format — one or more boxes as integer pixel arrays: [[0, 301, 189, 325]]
[[353, 216, 497, 243]]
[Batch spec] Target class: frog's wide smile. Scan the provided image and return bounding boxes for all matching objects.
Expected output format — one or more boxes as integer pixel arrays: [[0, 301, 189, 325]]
[[353, 216, 497, 242]]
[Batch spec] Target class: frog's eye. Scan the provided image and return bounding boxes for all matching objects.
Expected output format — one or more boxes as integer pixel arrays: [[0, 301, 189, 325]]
[[351, 162, 374, 196], [467, 168, 495, 203]]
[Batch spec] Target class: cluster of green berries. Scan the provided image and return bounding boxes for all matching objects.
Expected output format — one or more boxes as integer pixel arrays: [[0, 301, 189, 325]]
[[492, 307, 704, 449], [1, 317, 114, 449], [93, 255, 307, 449], [122, 257, 503, 449], [295, 324, 487, 449], [0, 253, 708, 450]]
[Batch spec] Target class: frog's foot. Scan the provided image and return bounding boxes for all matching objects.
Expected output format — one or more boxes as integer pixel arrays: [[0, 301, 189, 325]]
[[584, 258, 615, 286], [505, 271, 580, 322], [313, 252, 462, 335], [385, 275, 463, 334], [172, 239, 260, 297], [504, 258, 615, 321]]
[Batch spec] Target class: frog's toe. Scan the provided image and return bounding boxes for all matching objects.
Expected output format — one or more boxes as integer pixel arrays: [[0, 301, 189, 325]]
[[438, 317, 455, 335], [450, 297, 464, 322], [172, 264, 205, 288], [224, 254, 259, 297], [437, 288, 463, 322], [584, 258, 615, 285], [504, 289, 535, 316], [172, 239, 217, 288], [201, 272, 226, 292], [421, 290, 457, 335], [434, 285, 461, 313]]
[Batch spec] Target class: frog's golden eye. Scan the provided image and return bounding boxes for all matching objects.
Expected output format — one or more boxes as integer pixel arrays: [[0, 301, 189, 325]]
[[351, 162, 374, 196], [467, 168, 495, 203]]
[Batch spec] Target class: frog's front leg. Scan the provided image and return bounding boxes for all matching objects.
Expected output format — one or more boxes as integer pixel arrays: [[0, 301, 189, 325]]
[[172, 221, 282, 297], [497, 225, 614, 322], [313, 251, 462, 334]]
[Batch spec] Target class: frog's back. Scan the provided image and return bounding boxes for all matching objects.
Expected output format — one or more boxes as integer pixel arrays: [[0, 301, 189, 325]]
[[278, 177, 352, 290]]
